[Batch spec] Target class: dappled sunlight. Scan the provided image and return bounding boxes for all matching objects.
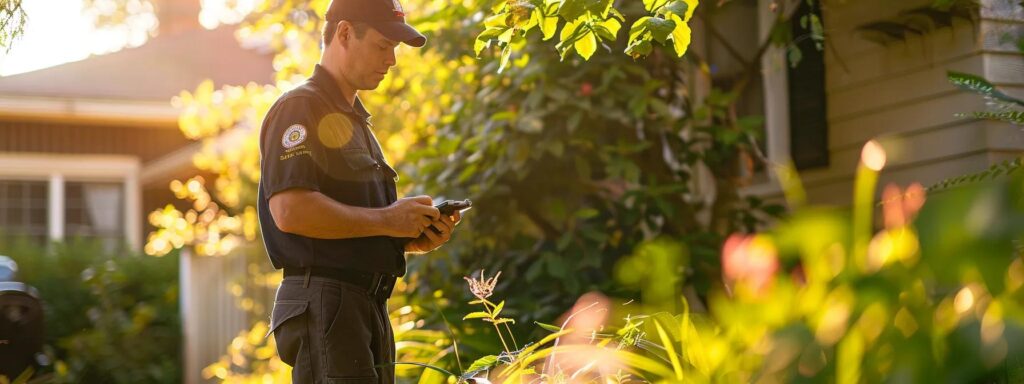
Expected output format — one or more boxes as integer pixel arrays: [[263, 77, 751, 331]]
[[145, 176, 258, 257]]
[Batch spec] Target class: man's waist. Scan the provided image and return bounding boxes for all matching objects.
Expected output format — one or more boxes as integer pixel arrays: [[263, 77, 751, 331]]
[[283, 266, 397, 299]]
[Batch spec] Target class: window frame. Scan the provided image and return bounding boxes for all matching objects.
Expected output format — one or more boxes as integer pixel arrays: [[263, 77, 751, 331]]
[[0, 153, 141, 250]]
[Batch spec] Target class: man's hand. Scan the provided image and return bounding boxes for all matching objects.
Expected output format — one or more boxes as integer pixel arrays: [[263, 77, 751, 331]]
[[405, 211, 462, 254], [383, 195, 440, 238]]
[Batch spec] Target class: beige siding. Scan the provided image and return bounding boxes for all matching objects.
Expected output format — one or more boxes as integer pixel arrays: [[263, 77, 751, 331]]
[[787, 0, 1024, 205]]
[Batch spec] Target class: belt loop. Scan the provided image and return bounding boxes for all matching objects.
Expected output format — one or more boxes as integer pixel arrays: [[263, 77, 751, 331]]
[[303, 267, 311, 288], [370, 273, 383, 298]]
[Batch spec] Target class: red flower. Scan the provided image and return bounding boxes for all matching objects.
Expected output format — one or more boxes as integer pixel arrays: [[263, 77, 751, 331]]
[[580, 82, 593, 96]]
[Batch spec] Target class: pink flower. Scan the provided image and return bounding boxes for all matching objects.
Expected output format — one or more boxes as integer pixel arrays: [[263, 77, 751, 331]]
[[881, 182, 926, 229], [722, 234, 779, 294]]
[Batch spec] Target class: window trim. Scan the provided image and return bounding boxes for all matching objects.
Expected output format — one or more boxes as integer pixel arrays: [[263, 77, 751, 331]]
[[742, 0, 799, 197], [0, 153, 141, 250]]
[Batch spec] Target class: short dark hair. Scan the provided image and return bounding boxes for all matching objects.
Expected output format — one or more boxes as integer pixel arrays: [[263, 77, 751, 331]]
[[322, 20, 370, 47]]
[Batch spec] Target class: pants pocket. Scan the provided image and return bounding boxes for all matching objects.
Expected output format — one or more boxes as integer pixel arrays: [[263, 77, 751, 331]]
[[321, 284, 344, 337], [324, 288, 379, 379], [269, 299, 308, 367]]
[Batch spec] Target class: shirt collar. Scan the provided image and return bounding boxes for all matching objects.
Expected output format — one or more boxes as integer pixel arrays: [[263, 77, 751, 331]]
[[311, 64, 371, 119]]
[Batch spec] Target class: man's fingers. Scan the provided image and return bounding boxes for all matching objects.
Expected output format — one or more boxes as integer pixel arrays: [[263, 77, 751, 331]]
[[412, 195, 434, 205], [438, 218, 454, 232], [422, 227, 441, 243], [415, 204, 440, 220], [431, 221, 451, 234]]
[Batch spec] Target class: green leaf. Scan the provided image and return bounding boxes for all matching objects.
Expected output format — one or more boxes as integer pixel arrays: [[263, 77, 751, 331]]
[[664, 1, 688, 17], [477, 26, 504, 41], [967, 110, 1024, 125], [474, 38, 489, 57], [594, 17, 621, 41], [629, 16, 652, 41], [484, 13, 510, 28], [681, 0, 698, 21], [575, 208, 599, 219], [492, 300, 505, 317], [474, 27, 503, 56], [642, 0, 667, 12], [558, 0, 588, 20], [465, 355, 499, 373], [498, 45, 513, 73], [787, 44, 803, 68], [646, 17, 676, 43], [653, 320, 683, 380], [540, 14, 558, 40], [558, 18, 583, 46], [668, 14, 691, 57], [948, 71, 1024, 107], [498, 27, 515, 43], [609, 7, 625, 21], [575, 30, 597, 59], [491, 0, 507, 13], [389, 362, 455, 380], [649, 312, 682, 341], [463, 311, 491, 320], [585, 0, 614, 16], [625, 39, 653, 58], [608, 347, 678, 378], [535, 321, 563, 332], [416, 366, 448, 384]]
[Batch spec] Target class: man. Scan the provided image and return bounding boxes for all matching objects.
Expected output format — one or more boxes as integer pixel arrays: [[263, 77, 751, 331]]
[[257, 0, 461, 382]]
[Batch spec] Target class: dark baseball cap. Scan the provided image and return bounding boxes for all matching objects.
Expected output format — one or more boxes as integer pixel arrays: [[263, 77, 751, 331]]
[[326, 0, 426, 47]]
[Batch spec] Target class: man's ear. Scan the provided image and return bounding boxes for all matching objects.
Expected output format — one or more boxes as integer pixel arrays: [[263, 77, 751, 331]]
[[335, 20, 352, 47]]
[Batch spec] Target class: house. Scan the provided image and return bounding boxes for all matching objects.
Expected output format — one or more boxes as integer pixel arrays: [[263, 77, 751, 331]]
[[0, 1, 274, 382], [689, 0, 1023, 205]]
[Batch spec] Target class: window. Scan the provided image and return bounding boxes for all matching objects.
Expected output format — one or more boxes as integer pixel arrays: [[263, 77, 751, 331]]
[[0, 180, 49, 244], [65, 181, 126, 251], [0, 154, 141, 250], [787, 0, 829, 170]]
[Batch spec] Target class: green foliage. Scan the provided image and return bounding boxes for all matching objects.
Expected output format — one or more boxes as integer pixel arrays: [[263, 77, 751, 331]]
[[930, 157, 1024, 192], [939, 71, 1024, 192], [409, 168, 1024, 383], [0, 0, 26, 52], [948, 71, 1024, 122], [474, 0, 696, 69], [0, 238, 181, 384]]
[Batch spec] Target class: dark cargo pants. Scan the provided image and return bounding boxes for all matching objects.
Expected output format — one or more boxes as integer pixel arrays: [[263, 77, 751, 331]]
[[270, 276, 395, 383]]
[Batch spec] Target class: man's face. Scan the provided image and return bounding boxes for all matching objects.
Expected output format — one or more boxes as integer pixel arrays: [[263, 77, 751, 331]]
[[335, 24, 399, 91]]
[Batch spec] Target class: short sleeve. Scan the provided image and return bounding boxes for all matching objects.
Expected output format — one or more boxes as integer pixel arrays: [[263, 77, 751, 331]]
[[260, 97, 329, 198]]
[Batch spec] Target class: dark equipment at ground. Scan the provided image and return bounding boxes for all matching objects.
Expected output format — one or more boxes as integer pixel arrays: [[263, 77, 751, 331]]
[[0, 255, 45, 381]]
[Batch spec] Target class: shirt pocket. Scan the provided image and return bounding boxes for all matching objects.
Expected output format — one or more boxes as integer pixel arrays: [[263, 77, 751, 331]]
[[329, 148, 380, 182]]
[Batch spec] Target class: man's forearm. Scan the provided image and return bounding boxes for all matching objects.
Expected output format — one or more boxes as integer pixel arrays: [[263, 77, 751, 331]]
[[271, 190, 391, 239]]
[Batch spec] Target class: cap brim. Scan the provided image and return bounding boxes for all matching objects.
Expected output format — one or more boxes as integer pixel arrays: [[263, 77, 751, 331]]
[[371, 21, 426, 47]]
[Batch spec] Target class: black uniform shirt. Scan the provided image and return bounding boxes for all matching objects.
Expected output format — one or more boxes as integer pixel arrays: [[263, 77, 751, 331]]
[[257, 64, 409, 276]]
